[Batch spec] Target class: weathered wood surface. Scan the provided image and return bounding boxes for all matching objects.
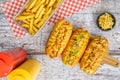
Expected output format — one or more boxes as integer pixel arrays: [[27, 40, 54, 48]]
[[0, 0, 120, 80]]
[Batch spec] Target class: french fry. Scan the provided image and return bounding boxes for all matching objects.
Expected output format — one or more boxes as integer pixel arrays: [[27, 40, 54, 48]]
[[33, 26, 38, 32], [46, 7, 52, 15], [16, 14, 35, 20], [27, 19, 30, 22], [22, 19, 29, 24], [37, 8, 45, 19], [36, 15, 48, 28], [48, 0, 56, 7], [25, 3, 30, 9], [27, 0, 37, 10], [29, 28, 35, 36], [35, 0, 41, 6], [26, 9, 31, 12], [41, 0, 46, 4], [31, 0, 46, 13], [21, 24, 29, 28], [29, 18, 35, 35], [37, 21, 44, 29], [22, 12, 32, 16], [42, 15, 49, 21], [30, 18, 34, 29], [54, 0, 62, 8], [34, 8, 45, 24], [25, 0, 34, 9], [35, 4, 44, 18], [45, 0, 49, 5], [31, 0, 42, 13]]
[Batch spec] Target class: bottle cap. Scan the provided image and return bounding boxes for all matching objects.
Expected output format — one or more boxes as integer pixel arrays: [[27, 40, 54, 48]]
[[12, 75, 25, 80], [0, 59, 10, 77]]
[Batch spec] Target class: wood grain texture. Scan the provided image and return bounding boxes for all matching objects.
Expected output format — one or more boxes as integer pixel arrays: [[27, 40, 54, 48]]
[[0, 55, 120, 80], [0, 0, 120, 80], [0, 0, 120, 54]]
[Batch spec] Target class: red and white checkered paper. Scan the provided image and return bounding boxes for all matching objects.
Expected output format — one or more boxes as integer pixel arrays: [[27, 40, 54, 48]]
[[1, 0, 100, 38]]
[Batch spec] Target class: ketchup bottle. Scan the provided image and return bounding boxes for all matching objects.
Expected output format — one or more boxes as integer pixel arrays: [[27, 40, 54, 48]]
[[0, 48, 27, 77]]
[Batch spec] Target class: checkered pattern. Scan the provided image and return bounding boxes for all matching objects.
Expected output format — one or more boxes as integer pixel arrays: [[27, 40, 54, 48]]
[[1, 0, 100, 38], [1, 0, 28, 38], [48, 0, 100, 24]]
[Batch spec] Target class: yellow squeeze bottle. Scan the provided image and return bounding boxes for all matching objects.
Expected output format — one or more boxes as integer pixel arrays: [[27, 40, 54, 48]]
[[8, 59, 41, 80]]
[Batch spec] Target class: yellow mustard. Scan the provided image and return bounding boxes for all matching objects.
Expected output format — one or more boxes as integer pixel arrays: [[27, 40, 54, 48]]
[[8, 59, 41, 80]]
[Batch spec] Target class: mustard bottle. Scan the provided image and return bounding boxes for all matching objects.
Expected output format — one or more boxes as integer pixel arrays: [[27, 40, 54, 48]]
[[8, 58, 41, 80]]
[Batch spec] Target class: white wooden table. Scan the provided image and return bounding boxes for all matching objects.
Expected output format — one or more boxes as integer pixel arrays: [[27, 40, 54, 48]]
[[0, 0, 120, 80]]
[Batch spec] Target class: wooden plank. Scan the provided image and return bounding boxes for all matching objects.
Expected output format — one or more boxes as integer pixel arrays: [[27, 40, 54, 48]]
[[0, 8, 3, 14], [1, 55, 120, 80], [1, 0, 120, 54], [0, 14, 9, 26], [0, 0, 120, 80]]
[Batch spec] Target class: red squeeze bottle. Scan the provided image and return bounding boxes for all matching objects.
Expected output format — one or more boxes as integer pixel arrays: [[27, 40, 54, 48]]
[[0, 48, 27, 77]]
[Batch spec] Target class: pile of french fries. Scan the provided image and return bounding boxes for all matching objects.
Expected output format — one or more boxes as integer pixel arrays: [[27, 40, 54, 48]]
[[15, 0, 62, 36]]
